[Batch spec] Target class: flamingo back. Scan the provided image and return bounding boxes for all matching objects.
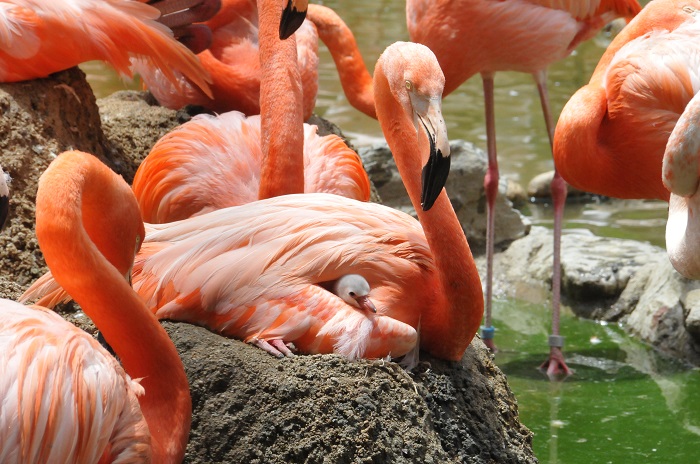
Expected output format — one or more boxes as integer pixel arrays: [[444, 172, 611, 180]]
[[0, 300, 150, 463]]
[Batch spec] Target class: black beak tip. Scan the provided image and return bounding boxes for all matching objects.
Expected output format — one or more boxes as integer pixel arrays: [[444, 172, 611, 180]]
[[279, 2, 307, 40], [421, 148, 450, 212]]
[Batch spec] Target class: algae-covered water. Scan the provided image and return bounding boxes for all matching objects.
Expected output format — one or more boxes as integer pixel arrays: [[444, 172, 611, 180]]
[[83, 0, 700, 461]]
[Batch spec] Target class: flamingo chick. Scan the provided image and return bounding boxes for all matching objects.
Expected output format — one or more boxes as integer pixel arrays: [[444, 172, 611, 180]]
[[333, 274, 377, 314], [2, 150, 190, 463]]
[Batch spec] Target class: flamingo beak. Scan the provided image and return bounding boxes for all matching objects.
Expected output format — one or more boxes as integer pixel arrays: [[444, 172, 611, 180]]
[[353, 295, 377, 313], [280, 0, 308, 39], [416, 99, 450, 211]]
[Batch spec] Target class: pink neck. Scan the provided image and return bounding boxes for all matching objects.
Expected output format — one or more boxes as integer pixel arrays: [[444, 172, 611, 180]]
[[36, 154, 190, 463], [258, 0, 305, 198], [374, 71, 483, 360]]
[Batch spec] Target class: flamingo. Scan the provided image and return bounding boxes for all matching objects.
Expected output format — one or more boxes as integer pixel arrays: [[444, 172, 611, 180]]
[[24, 41, 483, 362], [307, 1, 641, 376], [0, 0, 211, 99], [553, 0, 700, 203], [145, 0, 222, 53], [141, 0, 319, 118], [133, 0, 368, 223], [664, 90, 700, 280], [2, 150, 190, 463], [132, 111, 370, 223]]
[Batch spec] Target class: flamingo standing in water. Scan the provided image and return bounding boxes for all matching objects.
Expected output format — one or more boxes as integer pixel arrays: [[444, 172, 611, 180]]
[[2, 150, 190, 462], [307, 1, 641, 375], [133, 0, 368, 223], [0, 0, 211, 98], [663, 91, 700, 280], [23, 41, 482, 362], [141, 0, 319, 118]]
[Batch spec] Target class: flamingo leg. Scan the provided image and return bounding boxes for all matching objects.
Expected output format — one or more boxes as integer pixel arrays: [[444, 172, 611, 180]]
[[480, 71, 498, 353], [252, 338, 296, 358], [533, 70, 572, 379]]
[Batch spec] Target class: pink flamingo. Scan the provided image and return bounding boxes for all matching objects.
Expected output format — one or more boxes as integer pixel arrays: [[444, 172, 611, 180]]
[[0, 0, 211, 98], [24, 41, 483, 362], [2, 150, 190, 462], [133, 0, 368, 223], [311, 1, 642, 376], [142, 0, 319, 118]]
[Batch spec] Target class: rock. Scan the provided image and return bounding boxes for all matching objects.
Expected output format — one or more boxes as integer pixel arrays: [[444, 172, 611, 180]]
[[360, 140, 530, 248], [527, 170, 591, 200], [0, 67, 114, 287], [167, 323, 537, 464], [1, 71, 537, 462], [489, 226, 700, 366]]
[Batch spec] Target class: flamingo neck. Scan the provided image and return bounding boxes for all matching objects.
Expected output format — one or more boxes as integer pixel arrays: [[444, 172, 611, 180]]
[[258, 0, 305, 199], [35, 153, 190, 463], [374, 71, 483, 361], [306, 4, 376, 118]]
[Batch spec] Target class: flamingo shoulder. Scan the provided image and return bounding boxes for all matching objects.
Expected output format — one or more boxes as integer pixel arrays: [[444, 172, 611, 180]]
[[0, 300, 150, 463]]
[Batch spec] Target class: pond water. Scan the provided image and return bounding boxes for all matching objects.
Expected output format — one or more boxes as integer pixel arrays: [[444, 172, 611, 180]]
[[83, 1, 700, 462]]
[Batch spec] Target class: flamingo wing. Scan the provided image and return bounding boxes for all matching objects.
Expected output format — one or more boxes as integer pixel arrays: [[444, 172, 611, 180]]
[[0, 0, 210, 96], [132, 193, 430, 358], [0, 300, 150, 463]]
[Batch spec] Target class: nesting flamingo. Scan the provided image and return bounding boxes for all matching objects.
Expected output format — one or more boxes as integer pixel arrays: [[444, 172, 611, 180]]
[[0, 0, 211, 99], [133, 0, 368, 224], [23, 41, 482, 362], [307, 2, 641, 375], [2, 150, 190, 463], [141, 0, 319, 118]]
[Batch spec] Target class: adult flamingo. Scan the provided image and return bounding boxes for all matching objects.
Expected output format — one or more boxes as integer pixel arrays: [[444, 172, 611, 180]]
[[142, 0, 319, 118], [2, 151, 190, 462], [664, 91, 700, 280], [24, 42, 482, 362], [307, 1, 641, 375], [0, 0, 211, 98], [553, 0, 700, 203], [133, 0, 368, 223]]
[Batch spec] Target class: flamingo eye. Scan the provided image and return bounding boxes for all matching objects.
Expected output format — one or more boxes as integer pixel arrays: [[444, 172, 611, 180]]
[[405, 80, 413, 90], [349, 291, 356, 297]]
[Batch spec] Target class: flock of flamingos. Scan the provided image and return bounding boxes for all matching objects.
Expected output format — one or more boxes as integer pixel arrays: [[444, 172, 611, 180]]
[[1, 0, 700, 461]]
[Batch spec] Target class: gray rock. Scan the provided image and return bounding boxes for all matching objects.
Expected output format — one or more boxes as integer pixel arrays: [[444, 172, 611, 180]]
[[527, 170, 590, 199], [490, 226, 700, 365], [360, 140, 530, 247]]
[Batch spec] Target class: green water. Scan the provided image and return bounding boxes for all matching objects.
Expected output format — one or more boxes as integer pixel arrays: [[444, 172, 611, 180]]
[[83, 1, 700, 462]]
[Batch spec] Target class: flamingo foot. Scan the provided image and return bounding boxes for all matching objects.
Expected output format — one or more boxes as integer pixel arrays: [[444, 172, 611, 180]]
[[252, 338, 296, 358], [480, 325, 498, 353], [539, 346, 572, 380]]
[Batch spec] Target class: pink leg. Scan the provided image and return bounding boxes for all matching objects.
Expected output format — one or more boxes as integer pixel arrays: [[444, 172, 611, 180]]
[[534, 70, 571, 379], [480, 72, 498, 353], [252, 338, 295, 358]]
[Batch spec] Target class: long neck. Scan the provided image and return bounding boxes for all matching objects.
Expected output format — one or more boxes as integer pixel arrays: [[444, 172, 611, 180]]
[[306, 4, 376, 118], [258, 0, 305, 199], [374, 71, 483, 361], [36, 154, 190, 463]]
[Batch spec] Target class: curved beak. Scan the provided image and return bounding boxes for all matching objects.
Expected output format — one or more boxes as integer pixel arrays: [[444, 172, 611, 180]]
[[280, 0, 308, 39], [413, 97, 450, 211], [353, 295, 377, 313]]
